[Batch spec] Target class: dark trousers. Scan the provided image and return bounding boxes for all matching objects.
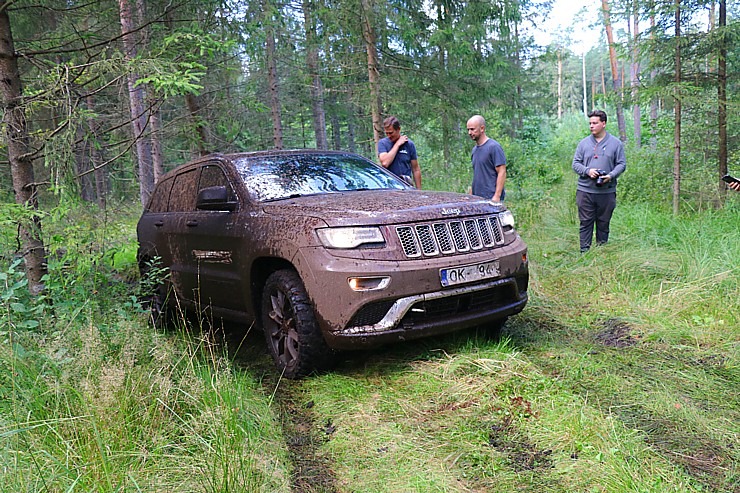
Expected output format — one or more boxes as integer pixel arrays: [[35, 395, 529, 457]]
[[576, 190, 616, 251]]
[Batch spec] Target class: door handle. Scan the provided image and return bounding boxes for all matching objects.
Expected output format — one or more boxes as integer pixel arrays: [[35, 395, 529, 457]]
[[186, 220, 198, 227], [154, 221, 164, 227]]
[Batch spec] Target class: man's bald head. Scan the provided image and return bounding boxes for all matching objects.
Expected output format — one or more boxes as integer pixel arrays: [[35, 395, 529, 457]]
[[467, 115, 487, 144], [467, 115, 486, 127]]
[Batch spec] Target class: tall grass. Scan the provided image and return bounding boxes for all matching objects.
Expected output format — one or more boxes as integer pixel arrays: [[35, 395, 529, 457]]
[[300, 115, 739, 492], [1, 203, 291, 492]]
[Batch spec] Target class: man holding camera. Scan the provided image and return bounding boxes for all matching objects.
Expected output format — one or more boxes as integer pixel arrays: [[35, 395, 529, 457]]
[[572, 110, 626, 252]]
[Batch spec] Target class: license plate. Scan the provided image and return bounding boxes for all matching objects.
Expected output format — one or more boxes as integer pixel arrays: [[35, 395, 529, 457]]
[[440, 260, 500, 287]]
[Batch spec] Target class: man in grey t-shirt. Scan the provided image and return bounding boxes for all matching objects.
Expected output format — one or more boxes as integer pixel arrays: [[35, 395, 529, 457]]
[[572, 110, 626, 252], [466, 115, 506, 204]]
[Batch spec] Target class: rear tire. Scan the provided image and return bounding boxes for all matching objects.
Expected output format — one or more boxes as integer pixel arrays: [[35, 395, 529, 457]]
[[261, 270, 333, 378], [139, 255, 172, 329], [147, 283, 172, 328]]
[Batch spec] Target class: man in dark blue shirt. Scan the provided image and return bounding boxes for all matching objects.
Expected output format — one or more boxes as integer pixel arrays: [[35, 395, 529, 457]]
[[377, 116, 422, 188]]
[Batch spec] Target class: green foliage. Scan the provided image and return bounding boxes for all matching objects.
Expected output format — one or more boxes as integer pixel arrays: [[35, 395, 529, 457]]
[[136, 61, 206, 96], [0, 259, 44, 332], [137, 28, 237, 97]]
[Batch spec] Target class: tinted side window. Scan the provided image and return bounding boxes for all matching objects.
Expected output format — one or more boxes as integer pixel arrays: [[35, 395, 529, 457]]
[[199, 164, 236, 201], [168, 169, 199, 212], [148, 177, 174, 212]]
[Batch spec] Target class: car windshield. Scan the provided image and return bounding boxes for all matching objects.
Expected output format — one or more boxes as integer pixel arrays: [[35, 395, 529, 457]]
[[234, 153, 408, 202]]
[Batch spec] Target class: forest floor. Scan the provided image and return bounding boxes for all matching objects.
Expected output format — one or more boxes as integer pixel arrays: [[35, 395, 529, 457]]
[[3, 158, 738, 492]]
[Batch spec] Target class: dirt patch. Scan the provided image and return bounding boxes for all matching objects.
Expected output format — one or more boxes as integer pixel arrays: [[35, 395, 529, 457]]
[[488, 424, 553, 472], [627, 413, 734, 491], [275, 384, 339, 493], [487, 397, 551, 472], [695, 353, 728, 368], [594, 319, 638, 348]]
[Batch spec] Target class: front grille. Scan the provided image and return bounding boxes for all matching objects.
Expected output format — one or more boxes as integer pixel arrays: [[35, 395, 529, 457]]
[[396, 215, 504, 258]]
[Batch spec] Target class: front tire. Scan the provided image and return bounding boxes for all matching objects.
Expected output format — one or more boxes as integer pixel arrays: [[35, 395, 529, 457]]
[[261, 270, 333, 378]]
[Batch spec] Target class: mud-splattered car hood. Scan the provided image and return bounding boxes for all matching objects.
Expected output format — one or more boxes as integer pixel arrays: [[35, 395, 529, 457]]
[[262, 190, 497, 227]]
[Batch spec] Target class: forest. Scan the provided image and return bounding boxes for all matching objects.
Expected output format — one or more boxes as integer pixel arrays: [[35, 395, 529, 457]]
[[1, 0, 739, 492]]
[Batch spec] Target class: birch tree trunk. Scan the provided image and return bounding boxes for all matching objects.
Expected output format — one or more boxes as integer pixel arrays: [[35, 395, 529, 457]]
[[134, 0, 163, 183], [582, 53, 588, 117], [185, 93, 211, 157], [602, 0, 627, 142], [303, 0, 328, 149], [631, 0, 641, 148], [86, 95, 108, 208], [717, 0, 727, 198], [119, 0, 154, 206], [0, 8, 47, 294], [557, 49, 563, 119], [673, 0, 681, 215], [149, 103, 164, 182], [264, 1, 283, 149], [649, 8, 658, 149], [361, 0, 383, 147]]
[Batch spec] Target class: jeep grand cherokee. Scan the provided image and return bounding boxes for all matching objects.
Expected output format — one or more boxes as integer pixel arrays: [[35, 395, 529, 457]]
[[137, 150, 528, 378]]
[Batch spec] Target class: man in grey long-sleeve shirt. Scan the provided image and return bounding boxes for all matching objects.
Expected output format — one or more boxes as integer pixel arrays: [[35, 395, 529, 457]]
[[572, 110, 626, 252]]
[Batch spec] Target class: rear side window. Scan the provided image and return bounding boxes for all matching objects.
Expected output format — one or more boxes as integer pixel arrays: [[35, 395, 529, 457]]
[[168, 169, 199, 212], [148, 177, 173, 212]]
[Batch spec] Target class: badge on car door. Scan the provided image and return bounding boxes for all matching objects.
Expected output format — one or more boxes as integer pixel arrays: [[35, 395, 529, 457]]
[[192, 250, 233, 264]]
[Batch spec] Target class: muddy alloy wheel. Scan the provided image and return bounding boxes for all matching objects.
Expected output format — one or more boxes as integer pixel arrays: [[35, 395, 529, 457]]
[[261, 270, 333, 379]]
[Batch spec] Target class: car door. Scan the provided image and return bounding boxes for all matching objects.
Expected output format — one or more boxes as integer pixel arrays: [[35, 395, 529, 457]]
[[183, 162, 246, 313], [165, 167, 201, 303]]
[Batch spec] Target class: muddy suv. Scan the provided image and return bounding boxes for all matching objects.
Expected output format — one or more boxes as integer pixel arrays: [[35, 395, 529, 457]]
[[137, 150, 528, 377]]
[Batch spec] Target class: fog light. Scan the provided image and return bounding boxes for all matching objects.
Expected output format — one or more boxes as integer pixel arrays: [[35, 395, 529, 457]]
[[348, 276, 390, 291]]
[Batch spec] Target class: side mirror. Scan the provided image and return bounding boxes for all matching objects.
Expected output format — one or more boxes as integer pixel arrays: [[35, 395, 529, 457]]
[[196, 186, 237, 211]]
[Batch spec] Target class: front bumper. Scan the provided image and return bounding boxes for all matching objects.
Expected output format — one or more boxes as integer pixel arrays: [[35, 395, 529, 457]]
[[326, 277, 527, 349], [295, 236, 529, 350]]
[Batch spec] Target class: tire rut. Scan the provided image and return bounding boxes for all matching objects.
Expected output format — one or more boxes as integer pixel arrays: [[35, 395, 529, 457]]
[[226, 323, 339, 493]]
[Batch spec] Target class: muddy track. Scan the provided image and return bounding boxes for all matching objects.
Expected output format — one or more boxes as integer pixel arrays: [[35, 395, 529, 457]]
[[226, 324, 339, 493], [268, 377, 339, 493]]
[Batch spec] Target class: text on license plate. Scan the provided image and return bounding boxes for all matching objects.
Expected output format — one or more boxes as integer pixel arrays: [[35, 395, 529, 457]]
[[440, 260, 500, 287]]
